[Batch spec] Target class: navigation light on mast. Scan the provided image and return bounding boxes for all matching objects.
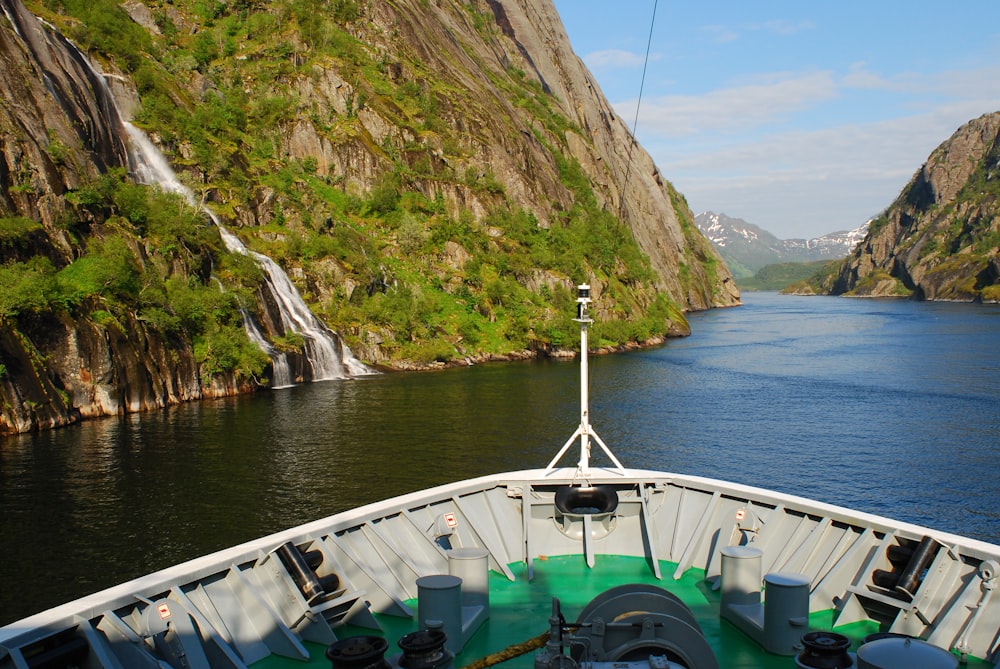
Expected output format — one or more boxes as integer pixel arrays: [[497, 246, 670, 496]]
[[545, 285, 625, 476]]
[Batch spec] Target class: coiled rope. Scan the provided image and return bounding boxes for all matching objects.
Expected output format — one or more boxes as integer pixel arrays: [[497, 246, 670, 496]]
[[459, 631, 550, 669]]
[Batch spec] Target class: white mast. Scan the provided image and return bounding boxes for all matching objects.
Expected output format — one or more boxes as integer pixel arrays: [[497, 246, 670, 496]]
[[545, 284, 625, 476]]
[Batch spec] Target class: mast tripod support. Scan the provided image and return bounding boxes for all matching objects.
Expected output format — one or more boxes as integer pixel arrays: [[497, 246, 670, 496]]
[[545, 285, 626, 477]]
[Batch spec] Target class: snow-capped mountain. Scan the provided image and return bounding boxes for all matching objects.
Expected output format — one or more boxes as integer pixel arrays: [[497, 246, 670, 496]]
[[695, 212, 869, 278]]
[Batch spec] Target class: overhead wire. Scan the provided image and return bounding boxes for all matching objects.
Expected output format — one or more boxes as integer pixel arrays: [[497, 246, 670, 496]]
[[618, 0, 659, 222]]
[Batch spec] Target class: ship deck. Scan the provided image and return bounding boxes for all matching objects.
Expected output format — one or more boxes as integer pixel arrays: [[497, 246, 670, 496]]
[[252, 555, 986, 669], [4, 471, 998, 669]]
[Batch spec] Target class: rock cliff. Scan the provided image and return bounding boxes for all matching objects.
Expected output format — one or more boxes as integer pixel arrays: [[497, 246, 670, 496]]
[[830, 112, 1000, 300], [0, 0, 256, 433], [1, 0, 738, 435], [481, 0, 738, 307]]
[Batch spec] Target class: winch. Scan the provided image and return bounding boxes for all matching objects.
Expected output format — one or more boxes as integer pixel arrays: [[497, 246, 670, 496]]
[[534, 584, 718, 669]]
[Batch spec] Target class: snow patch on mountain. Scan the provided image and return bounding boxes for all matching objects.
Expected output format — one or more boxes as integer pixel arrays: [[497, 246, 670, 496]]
[[695, 212, 869, 277]]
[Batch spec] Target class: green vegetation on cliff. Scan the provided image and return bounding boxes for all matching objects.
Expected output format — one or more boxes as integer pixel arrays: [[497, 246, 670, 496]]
[[1, 171, 269, 380], [23, 0, 690, 367]]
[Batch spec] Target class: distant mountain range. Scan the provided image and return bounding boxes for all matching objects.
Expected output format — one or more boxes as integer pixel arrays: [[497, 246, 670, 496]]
[[695, 212, 869, 279]]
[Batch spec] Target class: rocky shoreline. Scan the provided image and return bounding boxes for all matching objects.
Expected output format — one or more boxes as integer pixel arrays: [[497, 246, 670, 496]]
[[0, 332, 677, 436], [379, 333, 671, 372]]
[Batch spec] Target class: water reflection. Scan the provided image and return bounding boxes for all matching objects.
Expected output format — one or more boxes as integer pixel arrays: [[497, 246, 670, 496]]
[[2, 293, 998, 625]]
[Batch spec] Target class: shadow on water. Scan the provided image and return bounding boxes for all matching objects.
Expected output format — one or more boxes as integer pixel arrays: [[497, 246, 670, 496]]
[[2, 292, 998, 624]]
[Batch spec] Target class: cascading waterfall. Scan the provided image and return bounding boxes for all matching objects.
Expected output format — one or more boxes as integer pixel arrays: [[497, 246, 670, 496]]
[[207, 274, 294, 389], [240, 308, 294, 390], [6, 0, 371, 386], [217, 227, 373, 380], [124, 125, 372, 384]]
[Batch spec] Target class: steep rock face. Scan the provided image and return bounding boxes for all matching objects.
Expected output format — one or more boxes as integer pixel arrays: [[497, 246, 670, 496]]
[[0, 1, 251, 434], [489, 0, 742, 307], [1, 0, 739, 435], [490, 0, 737, 308], [833, 112, 1000, 301], [215, 0, 737, 310], [0, 0, 128, 226], [0, 310, 251, 433]]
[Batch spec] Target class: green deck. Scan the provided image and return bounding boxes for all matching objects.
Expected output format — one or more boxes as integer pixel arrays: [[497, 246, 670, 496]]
[[252, 555, 983, 668]]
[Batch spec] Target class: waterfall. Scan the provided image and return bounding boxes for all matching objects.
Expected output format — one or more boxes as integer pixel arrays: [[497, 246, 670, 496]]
[[217, 227, 373, 381], [123, 125, 372, 383], [1, 2, 24, 38], [2, 0, 131, 171], [241, 309, 294, 389], [6, 0, 372, 386]]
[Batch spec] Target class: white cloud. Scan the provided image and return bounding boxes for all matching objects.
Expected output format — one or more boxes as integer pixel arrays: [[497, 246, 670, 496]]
[[924, 65, 1000, 101], [616, 70, 839, 137], [841, 63, 892, 90], [665, 117, 937, 171], [552, 0, 1000, 239], [647, 109, 998, 238], [754, 19, 815, 36], [700, 19, 814, 44], [840, 62, 1000, 101], [583, 48, 660, 70], [701, 25, 739, 44]]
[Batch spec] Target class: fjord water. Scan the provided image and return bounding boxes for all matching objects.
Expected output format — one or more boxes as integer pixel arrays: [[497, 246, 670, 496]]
[[2, 292, 998, 624]]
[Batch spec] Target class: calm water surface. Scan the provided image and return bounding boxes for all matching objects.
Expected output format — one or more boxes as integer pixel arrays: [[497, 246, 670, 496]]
[[2, 292, 998, 624]]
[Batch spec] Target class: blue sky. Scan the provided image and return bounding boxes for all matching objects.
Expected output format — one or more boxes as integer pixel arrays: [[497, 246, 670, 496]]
[[551, 1, 1000, 239]]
